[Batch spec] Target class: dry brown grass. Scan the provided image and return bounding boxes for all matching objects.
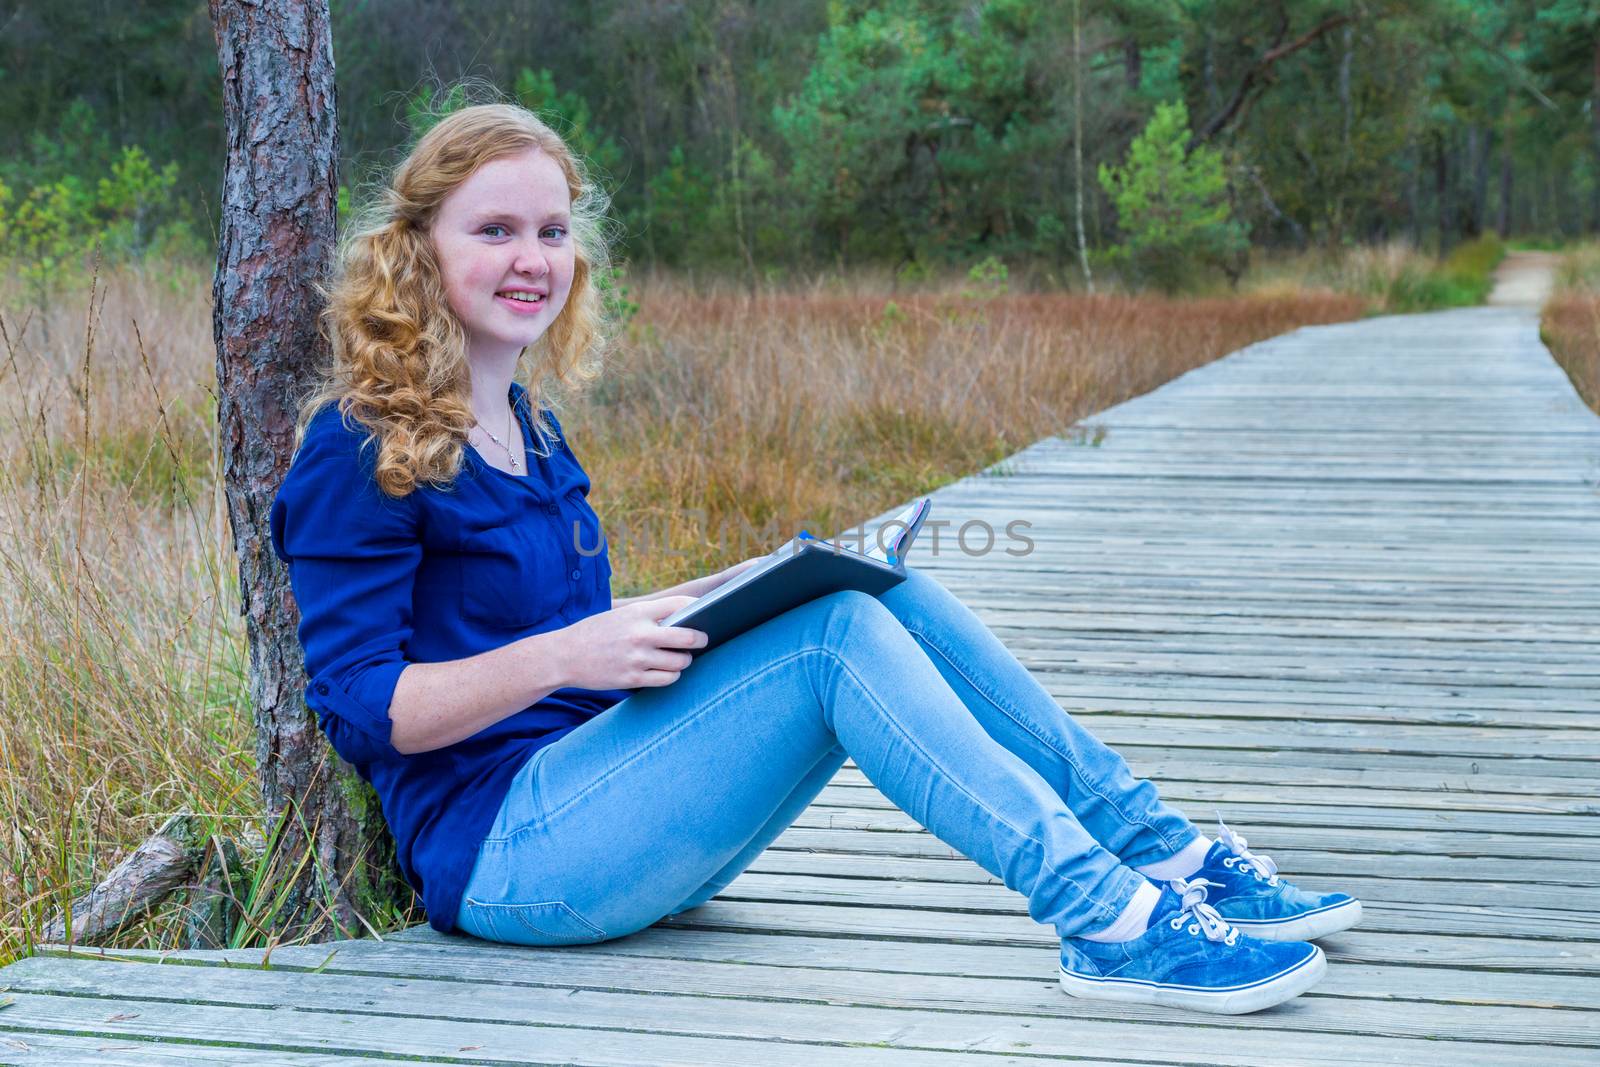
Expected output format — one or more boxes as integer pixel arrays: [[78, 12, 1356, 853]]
[[1544, 245, 1600, 414], [583, 282, 1364, 589], [0, 261, 1362, 966]]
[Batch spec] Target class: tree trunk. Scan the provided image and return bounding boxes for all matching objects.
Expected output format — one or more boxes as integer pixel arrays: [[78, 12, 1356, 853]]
[[1434, 132, 1450, 253], [1499, 91, 1515, 236], [1123, 37, 1142, 94], [210, 0, 414, 942], [1530, 157, 1542, 233], [1408, 137, 1422, 248], [1075, 0, 1094, 292], [1469, 126, 1490, 238]]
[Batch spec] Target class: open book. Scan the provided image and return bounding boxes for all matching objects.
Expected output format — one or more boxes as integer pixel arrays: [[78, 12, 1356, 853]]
[[661, 497, 933, 653]]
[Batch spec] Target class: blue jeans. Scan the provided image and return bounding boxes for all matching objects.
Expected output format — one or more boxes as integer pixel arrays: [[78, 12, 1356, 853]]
[[455, 568, 1200, 945]]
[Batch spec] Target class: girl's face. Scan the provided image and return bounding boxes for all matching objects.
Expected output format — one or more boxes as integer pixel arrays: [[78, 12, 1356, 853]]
[[431, 148, 575, 365]]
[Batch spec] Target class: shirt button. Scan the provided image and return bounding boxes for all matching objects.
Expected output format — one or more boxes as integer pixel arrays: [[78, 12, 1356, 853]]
[[570, 569, 582, 581], [546, 504, 558, 515], [314, 682, 330, 696]]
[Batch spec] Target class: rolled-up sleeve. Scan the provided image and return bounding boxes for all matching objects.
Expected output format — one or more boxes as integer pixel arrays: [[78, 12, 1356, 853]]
[[269, 412, 420, 766]]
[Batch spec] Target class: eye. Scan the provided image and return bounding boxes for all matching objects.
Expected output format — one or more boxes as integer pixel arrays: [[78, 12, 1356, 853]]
[[541, 224, 568, 241], [481, 224, 509, 238]]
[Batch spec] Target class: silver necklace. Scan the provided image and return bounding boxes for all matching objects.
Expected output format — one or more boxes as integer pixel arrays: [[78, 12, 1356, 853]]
[[477, 405, 521, 473]]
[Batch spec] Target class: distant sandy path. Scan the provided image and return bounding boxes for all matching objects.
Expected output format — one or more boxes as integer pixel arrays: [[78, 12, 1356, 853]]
[[1487, 250, 1559, 307]]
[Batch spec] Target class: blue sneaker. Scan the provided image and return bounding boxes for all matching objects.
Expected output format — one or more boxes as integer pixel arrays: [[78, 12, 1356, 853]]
[[1195, 820, 1362, 941], [1059, 878, 1325, 1014]]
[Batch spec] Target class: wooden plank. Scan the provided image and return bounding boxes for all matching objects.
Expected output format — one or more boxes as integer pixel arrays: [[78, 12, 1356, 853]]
[[706, 872, 1596, 941], [0, 991, 1093, 1067], [56, 940, 1600, 1015], [791, 805, 1600, 853], [736, 857, 1587, 915], [1047, 720, 1600, 761], [1020, 652, 1600, 688], [963, 588, 1600, 619], [1025, 697, 1599, 735], [1011, 638, 1600, 677], [0, 1033, 387, 1065], [984, 613, 1600, 647], [815, 779, 1600, 819], [4, 957, 1597, 1064], [839, 755, 1600, 797], [1051, 686, 1600, 720], [740, 851, 1597, 910], [1104, 746, 1600, 786], [770, 823, 1595, 866], [654, 900, 1600, 971], [766, 829, 1600, 888], [763, 835, 1600, 886]]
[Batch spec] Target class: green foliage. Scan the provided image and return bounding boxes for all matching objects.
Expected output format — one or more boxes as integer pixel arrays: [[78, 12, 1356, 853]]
[[641, 145, 717, 264], [96, 146, 180, 259], [513, 68, 625, 181], [403, 83, 470, 141], [896, 259, 932, 286], [595, 262, 640, 327], [1098, 100, 1248, 293], [963, 255, 1009, 297], [3, 0, 1600, 288], [773, 0, 1072, 265], [0, 86, 194, 301], [1363, 235, 1507, 313], [14, 99, 115, 191], [5, 180, 83, 305], [39, 415, 213, 509]]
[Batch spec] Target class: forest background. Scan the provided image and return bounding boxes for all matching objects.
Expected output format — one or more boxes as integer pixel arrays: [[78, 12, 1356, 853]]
[[3, 0, 1599, 281], [3, 0, 1600, 962]]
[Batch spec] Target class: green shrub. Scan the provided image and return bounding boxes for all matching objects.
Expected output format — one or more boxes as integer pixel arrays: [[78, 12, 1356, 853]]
[[1377, 235, 1505, 312], [963, 255, 1009, 297], [1098, 100, 1248, 294], [0, 140, 195, 304], [96, 146, 180, 260]]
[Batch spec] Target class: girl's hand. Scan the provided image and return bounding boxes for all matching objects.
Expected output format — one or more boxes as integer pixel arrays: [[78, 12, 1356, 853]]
[[611, 555, 765, 610], [704, 555, 762, 592], [551, 596, 707, 690]]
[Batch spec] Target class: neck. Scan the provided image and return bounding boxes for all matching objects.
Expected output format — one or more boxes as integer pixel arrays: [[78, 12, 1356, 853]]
[[466, 349, 522, 427]]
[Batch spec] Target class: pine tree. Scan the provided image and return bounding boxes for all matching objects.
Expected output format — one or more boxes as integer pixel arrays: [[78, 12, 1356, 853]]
[[1098, 98, 1248, 292]]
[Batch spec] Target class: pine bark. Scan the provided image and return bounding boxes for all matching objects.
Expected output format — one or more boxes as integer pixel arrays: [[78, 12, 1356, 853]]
[[210, 0, 414, 941]]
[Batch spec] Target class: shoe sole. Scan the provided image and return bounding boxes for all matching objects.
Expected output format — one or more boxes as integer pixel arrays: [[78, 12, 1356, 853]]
[[1228, 898, 1363, 942], [1059, 944, 1326, 1015]]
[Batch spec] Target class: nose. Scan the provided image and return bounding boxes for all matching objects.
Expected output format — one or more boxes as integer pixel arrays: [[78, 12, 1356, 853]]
[[512, 239, 550, 279]]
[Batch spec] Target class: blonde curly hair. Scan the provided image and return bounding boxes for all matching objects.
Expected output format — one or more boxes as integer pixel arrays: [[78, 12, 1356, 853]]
[[296, 102, 612, 497]]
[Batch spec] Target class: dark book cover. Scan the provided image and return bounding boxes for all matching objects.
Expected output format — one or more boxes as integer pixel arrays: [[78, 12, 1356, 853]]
[[663, 498, 932, 652]]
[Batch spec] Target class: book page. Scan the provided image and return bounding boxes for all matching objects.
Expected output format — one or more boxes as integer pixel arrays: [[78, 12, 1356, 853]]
[[864, 498, 928, 562]]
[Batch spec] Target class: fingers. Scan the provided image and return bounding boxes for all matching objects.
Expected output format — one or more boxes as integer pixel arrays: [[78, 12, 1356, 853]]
[[631, 596, 706, 648], [630, 643, 697, 687], [655, 625, 708, 650], [639, 595, 699, 621]]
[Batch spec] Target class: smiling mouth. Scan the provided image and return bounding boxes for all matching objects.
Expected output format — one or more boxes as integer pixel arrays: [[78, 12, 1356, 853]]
[[497, 291, 546, 304]]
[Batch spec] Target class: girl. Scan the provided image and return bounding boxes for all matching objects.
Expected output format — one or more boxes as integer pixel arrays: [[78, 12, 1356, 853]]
[[270, 102, 1360, 1016]]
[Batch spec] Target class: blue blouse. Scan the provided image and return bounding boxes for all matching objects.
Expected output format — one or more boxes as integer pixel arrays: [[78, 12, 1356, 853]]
[[268, 381, 629, 932]]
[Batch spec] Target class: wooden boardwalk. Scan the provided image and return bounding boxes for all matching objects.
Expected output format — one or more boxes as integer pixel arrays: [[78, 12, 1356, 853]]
[[4, 303, 1599, 1064]]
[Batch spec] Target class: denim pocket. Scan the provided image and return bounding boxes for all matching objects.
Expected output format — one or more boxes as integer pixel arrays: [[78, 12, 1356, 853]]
[[458, 897, 608, 946]]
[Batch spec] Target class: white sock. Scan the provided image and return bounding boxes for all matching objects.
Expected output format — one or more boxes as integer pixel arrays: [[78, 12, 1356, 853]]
[[1081, 880, 1162, 943], [1135, 835, 1213, 882]]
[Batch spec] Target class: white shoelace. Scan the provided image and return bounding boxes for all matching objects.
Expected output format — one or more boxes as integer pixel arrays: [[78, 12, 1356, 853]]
[[1168, 876, 1239, 946], [1216, 817, 1280, 885]]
